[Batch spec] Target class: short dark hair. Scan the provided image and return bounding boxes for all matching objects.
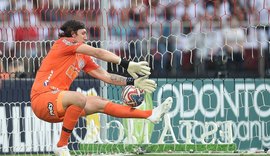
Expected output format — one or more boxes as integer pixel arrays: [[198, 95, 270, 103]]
[[58, 20, 85, 38]]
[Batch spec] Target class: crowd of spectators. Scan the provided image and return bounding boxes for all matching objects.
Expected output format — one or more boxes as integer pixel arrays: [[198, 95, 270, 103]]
[[0, 0, 270, 79]]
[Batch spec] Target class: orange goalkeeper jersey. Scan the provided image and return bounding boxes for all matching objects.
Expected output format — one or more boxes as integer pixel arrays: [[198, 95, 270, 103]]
[[31, 37, 100, 99]]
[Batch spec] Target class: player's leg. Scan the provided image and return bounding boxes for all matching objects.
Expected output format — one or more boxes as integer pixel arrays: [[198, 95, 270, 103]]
[[56, 91, 87, 148], [53, 91, 89, 156], [83, 95, 173, 123], [31, 91, 67, 123], [31, 91, 86, 156], [83, 96, 151, 118]]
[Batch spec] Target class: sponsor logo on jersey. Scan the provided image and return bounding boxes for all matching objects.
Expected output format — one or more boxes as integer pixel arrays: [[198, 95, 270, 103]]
[[43, 70, 53, 86], [78, 59, 85, 69], [47, 102, 55, 116]]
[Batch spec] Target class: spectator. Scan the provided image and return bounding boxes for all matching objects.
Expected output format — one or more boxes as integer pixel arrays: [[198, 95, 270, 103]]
[[249, 0, 270, 49], [13, 4, 40, 74], [249, 0, 270, 76], [205, 0, 231, 28], [222, 5, 246, 72], [176, 0, 204, 34], [0, 50, 9, 80], [106, 0, 131, 52]]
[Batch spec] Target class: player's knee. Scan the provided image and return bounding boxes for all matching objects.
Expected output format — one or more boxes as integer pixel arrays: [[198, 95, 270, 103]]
[[76, 94, 87, 108], [86, 96, 107, 107]]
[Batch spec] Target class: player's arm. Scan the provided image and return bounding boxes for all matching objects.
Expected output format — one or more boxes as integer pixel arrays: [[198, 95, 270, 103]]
[[76, 44, 120, 64], [87, 67, 157, 93], [76, 44, 151, 78], [88, 67, 127, 86]]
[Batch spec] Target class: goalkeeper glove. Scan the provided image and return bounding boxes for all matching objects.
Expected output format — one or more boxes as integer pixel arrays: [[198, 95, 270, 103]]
[[119, 59, 151, 78], [127, 76, 157, 93]]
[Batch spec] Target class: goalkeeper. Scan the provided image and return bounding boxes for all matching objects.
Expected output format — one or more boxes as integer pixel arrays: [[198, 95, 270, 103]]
[[30, 20, 172, 156]]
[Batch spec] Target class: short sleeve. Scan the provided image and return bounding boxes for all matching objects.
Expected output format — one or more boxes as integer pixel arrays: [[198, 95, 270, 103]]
[[83, 56, 100, 72]]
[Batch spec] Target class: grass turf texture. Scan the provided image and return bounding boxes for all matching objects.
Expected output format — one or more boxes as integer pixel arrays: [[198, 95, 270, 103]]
[[5, 154, 270, 156], [79, 144, 236, 154]]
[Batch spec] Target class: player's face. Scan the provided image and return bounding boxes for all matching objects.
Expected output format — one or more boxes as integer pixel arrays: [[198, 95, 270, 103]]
[[74, 29, 87, 42]]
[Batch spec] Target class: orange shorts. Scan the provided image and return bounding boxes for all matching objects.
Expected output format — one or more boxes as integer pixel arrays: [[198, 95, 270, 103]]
[[31, 90, 87, 123], [31, 91, 66, 123]]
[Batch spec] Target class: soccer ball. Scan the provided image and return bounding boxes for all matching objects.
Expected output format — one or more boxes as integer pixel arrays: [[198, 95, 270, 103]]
[[122, 85, 145, 107]]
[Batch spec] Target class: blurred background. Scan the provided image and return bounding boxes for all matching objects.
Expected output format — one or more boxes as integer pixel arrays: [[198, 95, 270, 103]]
[[0, 0, 269, 79], [1, 1, 270, 154]]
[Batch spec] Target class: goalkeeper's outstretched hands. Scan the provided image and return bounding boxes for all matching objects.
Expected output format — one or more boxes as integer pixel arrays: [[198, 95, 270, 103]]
[[119, 59, 156, 93], [119, 59, 151, 78], [134, 76, 157, 93], [127, 61, 151, 79]]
